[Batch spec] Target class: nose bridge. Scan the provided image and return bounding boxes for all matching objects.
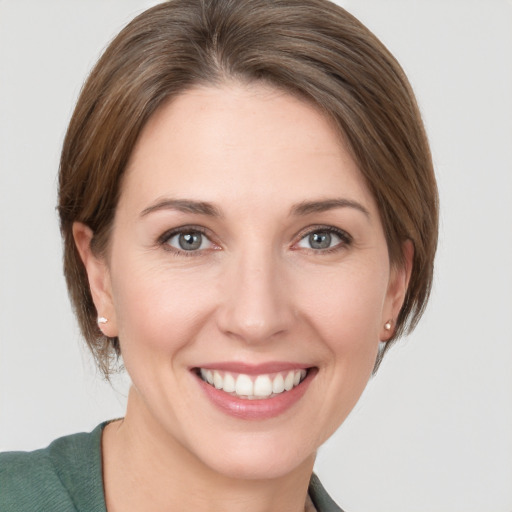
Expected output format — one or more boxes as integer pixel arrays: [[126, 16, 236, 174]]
[[217, 242, 293, 343]]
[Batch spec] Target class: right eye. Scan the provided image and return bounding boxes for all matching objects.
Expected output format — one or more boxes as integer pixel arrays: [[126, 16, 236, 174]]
[[164, 230, 214, 253]]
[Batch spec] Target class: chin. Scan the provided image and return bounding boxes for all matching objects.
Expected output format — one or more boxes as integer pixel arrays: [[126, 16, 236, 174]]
[[196, 435, 317, 481]]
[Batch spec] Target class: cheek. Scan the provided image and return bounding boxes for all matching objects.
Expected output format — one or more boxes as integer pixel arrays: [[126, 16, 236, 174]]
[[110, 257, 217, 359], [295, 261, 389, 348], [295, 263, 388, 431]]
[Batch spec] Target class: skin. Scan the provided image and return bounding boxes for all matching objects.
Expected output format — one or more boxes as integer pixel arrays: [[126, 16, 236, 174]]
[[74, 82, 412, 512]]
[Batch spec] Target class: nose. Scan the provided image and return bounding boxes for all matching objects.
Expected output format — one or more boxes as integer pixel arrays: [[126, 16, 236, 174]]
[[216, 248, 295, 344]]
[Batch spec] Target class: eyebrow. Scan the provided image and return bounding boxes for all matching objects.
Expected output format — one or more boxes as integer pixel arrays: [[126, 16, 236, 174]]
[[140, 199, 222, 218], [291, 198, 370, 217], [140, 197, 369, 219]]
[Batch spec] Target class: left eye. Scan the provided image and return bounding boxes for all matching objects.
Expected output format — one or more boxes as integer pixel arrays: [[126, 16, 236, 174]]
[[297, 229, 345, 250], [165, 231, 213, 251]]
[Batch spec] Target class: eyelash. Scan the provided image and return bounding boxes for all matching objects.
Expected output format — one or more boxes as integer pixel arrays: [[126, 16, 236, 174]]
[[157, 225, 352, 256], [157, 226, 216, 257], [293, 225, 352, 254]]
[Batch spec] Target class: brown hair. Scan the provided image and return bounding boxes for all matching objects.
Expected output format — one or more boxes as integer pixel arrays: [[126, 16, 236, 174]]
[[58, 0, 438, 376]]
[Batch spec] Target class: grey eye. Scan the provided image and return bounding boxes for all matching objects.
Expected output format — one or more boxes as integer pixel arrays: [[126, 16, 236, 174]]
[[167, 231, 212, 251], [309, 232, 332, 249], [298, 230, 343, 250], [179, 232, 202, 250]]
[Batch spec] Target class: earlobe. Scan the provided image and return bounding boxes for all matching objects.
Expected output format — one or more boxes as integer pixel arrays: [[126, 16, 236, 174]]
[[381, 240, 414, 341], [72, 222, 118, 337]]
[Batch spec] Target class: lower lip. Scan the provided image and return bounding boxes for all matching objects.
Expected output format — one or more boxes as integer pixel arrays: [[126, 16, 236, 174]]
[[195, 369, 316, 420]]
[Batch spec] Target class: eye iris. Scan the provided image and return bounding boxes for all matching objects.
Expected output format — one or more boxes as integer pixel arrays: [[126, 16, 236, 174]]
[[178, 232, 202, 250], [309, 232, 331, 249]]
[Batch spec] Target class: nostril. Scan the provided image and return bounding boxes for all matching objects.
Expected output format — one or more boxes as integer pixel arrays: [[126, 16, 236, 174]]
[[215, 268, 295, 343]]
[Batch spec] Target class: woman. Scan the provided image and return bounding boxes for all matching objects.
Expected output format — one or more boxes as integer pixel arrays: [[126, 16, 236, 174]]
[[0, 0, 438, 510]]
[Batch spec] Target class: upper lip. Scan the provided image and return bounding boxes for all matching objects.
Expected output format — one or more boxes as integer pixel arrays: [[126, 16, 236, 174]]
[[192, 361, 312, 375]]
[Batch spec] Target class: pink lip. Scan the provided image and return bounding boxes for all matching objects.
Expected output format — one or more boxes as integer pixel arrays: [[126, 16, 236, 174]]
[[193, 361, 310, 375], [194, 367, 317, 421]]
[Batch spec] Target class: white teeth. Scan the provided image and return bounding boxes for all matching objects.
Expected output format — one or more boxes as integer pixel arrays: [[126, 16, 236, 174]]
[[272, 374, 285, 394], [235, 374, 253, 396], [284, 371, 295, 391], [199, 368, 308, 398], [213, 370, 223, 389], [254, 375, 273, 397], [223, 373, 236, 393]]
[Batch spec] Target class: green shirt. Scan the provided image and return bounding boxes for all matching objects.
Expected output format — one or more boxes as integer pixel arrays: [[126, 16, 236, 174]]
[[0, 423, 343, 511]]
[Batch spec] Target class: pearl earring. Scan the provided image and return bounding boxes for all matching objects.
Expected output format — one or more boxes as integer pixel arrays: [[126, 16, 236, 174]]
[[384, 320, 392, 331], [97, 316, 108, 325]]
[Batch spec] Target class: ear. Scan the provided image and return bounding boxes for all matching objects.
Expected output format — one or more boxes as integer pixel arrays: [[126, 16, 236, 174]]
[[72, 222, 118, 338], [380, 240, 414, 341]]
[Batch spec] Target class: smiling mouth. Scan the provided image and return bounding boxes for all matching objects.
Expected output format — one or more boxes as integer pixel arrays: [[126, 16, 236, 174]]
[[196, 368, 310, 400]]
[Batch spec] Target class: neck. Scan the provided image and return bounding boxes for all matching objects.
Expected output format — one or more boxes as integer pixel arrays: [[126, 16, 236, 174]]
[[102, 387, 315, 512]]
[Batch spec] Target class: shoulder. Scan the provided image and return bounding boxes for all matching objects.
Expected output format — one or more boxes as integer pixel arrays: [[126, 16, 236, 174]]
[[0, 424, 107, 512], [0, 443, 77, 511]]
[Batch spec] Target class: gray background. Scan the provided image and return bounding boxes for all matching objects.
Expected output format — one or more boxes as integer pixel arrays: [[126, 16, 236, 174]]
[[1, 1, 511, 511]]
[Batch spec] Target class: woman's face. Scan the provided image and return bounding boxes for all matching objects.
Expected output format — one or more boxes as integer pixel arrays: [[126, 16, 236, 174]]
[[81, 83, 409, 479]]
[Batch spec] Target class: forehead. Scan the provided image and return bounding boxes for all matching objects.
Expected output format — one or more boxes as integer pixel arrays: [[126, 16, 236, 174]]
[[119, 82, 376, 216]]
